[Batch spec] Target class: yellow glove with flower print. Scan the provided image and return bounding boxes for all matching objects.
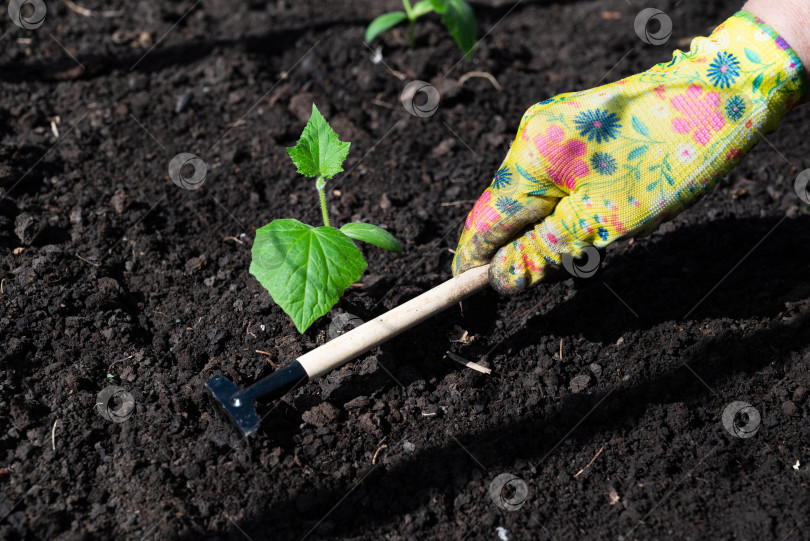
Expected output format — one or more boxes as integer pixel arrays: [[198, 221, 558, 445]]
[[453, 11, 805, 294]]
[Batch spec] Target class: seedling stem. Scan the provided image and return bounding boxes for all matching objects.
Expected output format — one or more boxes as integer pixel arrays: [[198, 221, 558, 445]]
[[402, 0, 416, 48], [316, 175, 329, 227]]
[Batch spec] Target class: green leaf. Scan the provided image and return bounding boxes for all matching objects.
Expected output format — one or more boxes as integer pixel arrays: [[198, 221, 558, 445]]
[[412, 0, 434, 18], [365, 11, 407, 42], [517, 163, 566, 197], [429, 0, 448, 13], [627, 146, 648, 160], [286, 104, 351, 180], [340, 222, 402, 253], [431, 0, 476, 57], [752, 73, 764, 94], [250, 219, 367, 333], [516, 163, 541, 183], [631, 115, 650, 138], [624, 164, 640, 181], [744, 47, 762, 64]]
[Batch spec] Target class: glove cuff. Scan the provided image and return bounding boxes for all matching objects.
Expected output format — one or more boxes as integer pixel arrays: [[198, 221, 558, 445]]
[[734, 11, 806, 101], [684, 11, 806, 115]]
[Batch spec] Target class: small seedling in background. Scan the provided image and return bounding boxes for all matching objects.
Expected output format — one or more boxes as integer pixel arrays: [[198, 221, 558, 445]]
[[106, 373, 115, 383], [250, 104, 402, 333], [365, 0, 477, 58]]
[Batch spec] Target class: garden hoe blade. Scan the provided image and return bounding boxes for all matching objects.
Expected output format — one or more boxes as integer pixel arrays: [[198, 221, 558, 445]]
[[205, 363, 308, 436], [206, 265, 490, 437]]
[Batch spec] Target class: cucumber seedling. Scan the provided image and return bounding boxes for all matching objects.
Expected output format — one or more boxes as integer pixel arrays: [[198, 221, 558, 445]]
[[365, 0, 477, 57], [250, 104, 402, 333]]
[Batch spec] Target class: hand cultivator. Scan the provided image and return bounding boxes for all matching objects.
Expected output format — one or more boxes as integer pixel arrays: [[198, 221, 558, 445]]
[[206, 265, 490, 436]]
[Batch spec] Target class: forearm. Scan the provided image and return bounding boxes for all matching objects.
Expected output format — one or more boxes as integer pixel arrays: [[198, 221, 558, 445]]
[[743, 0, 810, 68]]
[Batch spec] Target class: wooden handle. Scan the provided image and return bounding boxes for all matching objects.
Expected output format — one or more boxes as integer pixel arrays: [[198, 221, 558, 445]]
[[298, 265, 491, 379]]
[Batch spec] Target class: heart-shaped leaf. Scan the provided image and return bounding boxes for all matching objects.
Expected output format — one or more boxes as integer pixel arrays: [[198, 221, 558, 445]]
[[250, 219, 367, 333]]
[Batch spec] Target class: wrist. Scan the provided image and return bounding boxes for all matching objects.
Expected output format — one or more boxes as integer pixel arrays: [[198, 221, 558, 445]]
[[743, 0, 810, 68]]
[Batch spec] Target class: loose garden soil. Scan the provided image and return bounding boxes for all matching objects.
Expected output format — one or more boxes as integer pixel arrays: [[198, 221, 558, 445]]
[[2, 0, 810, 539]]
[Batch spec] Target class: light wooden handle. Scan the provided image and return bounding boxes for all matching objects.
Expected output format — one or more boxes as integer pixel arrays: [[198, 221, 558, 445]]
[[298, 265, 491, 379]]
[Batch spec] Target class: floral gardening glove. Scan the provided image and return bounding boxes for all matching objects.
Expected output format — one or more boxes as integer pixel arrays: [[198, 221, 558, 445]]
[[453, 11, 805, 294]]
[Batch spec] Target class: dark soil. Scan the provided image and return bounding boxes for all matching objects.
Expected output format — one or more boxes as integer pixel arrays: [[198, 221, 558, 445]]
[[2, 0, 810, 539]]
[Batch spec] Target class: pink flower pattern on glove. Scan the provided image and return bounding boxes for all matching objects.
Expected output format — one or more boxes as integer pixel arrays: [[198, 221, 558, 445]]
[[465, 191, 500, 233], [532, 125, 590, 191], [670, 84, 726, 145]]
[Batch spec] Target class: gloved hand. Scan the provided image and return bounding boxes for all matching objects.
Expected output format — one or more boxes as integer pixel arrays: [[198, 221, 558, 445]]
[[453, 11, 805, 294]]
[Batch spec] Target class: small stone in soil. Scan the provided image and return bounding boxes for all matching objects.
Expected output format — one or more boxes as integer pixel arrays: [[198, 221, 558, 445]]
[[110, 189, 129, 215], [570, 375, 591, 392], [14, 213, 36, 244], [379, 193, 391, 210], [403, 441, 416, 454], [175, 91, 192, 113]]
